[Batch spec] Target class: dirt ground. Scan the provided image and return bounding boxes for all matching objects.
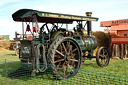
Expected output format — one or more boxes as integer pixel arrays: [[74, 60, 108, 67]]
[[0, 37, 11, 51]]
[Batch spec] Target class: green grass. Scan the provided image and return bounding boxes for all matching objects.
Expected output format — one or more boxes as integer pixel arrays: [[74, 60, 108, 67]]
[[0, 51, 128, 85], [81, 59, 128, 76]]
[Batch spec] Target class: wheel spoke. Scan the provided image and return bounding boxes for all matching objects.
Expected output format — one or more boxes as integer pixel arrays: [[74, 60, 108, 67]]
[[54, 55, 61, 58], [54, 59, 64, 63], [70, 59, 78, 62], [50, 37, 81, 79], [99, 50, 104, 58], [96, 47, 109, 67], [66, 41, 70, 50], [62, 43, 67, 52], [104, 49, 107, 54], [56, 50, 64, 57], [102, 49, 105, 55], [100, 56, 104, 59], [68, 45, 71, 54], [69, 54, 76, 58], [66, 63, 74, 72], [59, 44, 63, 53], [57, 62, 61, 68], [58, 62, 65, 72], [99, 54, 104, 58], [69, 48, 77, 55], [69, 60, 74, 67]]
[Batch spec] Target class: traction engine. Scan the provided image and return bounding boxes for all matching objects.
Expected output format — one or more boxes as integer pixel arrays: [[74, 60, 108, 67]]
[[12, 9, 110, 79]]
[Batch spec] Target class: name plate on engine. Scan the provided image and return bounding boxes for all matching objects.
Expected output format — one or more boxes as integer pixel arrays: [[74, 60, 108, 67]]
[[22, 46, 31, 57], [22, 47, 30, 54]]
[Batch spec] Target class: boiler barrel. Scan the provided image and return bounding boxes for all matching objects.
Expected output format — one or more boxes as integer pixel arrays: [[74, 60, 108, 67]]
[[76, 37, 97, 51]]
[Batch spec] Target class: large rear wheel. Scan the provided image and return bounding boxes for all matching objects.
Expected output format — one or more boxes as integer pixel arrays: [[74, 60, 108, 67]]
[[48, 37, 81, 79]]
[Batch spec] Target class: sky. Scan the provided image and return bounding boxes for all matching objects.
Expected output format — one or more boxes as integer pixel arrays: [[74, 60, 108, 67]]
[[0, 0, 128, 39]]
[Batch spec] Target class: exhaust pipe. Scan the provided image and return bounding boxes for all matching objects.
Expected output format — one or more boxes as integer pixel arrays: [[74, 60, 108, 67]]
[[86, 12, 92, 37]]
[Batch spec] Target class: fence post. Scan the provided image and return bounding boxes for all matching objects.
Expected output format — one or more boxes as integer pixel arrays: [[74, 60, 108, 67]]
[[5, 59, 7, 85]]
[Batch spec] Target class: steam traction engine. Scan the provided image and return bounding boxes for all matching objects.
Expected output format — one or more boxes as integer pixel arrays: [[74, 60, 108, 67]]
[[12, 9, 110, 79]]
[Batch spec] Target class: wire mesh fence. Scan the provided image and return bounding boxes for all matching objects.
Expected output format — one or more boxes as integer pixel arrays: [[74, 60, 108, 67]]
[[0, 60, 128, 85]]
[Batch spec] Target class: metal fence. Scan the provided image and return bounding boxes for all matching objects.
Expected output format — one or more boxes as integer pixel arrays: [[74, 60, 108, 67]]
[[0, 60, 128, 85]]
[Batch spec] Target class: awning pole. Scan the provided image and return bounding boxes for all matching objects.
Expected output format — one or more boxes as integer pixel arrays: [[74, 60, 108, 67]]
[[22, 20, 24, 40]]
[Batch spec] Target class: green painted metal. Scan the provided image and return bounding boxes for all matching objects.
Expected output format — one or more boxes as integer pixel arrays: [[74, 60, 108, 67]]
[[12, 9, 99, 23], [41, 38, 44, 45], [41, 33, 48, 45], [83, 38, 94, 50], [75, 37, 95, 51], [37, 12, 98, 21], [51, 31, 64, 40], [77, 40, 84, 47], [33, 41, 40, 44]]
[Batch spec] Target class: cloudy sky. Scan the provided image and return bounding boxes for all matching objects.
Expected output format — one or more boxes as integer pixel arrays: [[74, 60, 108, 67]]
[[0, 0, 128, 39]]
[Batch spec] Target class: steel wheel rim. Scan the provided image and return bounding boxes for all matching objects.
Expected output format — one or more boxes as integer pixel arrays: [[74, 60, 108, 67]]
[[97, 47, 109, 67], [53, 39, 81, 78]]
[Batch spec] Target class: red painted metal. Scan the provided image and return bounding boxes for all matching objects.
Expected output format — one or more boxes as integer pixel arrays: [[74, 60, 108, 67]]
[[100, 19, 128, 27], [101, 19, 128, 56], [101, 19, 128, 44], [111, 37, 128, 44]]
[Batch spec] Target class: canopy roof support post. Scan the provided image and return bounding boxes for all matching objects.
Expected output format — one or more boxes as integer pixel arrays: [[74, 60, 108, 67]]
[[66, 24, 68, 30], [22, 20, 24, 40]]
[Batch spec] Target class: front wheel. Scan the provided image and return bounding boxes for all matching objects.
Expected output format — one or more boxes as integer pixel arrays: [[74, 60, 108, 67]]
[[96, 47, 110, 67], [48, 37, 81, 79]]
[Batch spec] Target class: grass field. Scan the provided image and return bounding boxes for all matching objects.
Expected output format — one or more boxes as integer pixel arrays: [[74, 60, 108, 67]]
[[0, 51, 128, 85]]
